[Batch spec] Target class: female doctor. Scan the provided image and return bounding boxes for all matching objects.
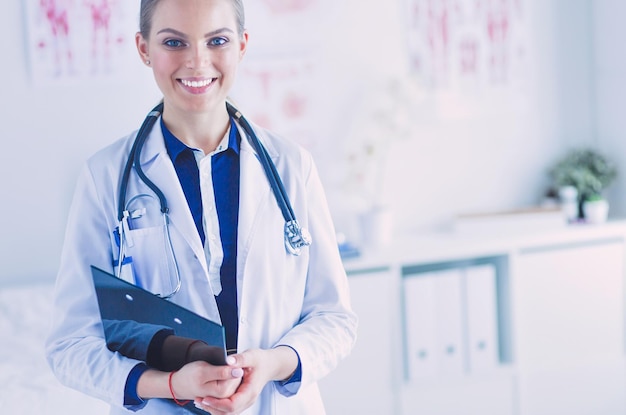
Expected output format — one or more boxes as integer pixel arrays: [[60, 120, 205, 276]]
[[45, 0, 357, 414]]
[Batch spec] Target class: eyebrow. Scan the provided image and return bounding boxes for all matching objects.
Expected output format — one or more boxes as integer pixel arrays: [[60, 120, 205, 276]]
[[156, 27, 235, 38]]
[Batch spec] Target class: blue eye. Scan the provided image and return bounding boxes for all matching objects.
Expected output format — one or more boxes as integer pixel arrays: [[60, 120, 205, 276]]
[[209, 37, 228, 47], [164, 39, 185, 48]]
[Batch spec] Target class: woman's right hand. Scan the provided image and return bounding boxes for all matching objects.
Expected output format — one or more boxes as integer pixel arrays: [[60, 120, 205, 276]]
[[137, 358, 244, 401], [173, 359, 244, 400]]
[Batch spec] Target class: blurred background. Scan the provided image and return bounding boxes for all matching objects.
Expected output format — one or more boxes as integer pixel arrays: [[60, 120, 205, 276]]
[[2, 0, 626, 414]]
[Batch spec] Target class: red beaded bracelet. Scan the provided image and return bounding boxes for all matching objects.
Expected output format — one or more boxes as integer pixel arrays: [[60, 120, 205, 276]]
[[168, 370, 190, 406]]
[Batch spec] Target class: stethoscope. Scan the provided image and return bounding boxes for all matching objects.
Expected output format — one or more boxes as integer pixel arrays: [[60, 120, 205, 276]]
[[116, 101, 312, 298]]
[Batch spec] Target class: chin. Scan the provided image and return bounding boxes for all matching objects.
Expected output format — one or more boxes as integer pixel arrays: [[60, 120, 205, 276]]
[[176, 97, 222, 115]]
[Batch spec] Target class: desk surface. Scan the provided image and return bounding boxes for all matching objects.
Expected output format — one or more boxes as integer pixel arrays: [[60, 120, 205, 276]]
[[343, 219, 626, 274]]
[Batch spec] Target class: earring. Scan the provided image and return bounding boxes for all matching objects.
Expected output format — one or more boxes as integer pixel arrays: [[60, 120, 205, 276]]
[[145, 59, 151, 65]]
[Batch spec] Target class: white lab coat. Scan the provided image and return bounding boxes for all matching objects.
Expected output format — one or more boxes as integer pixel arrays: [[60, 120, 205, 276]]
[[46, 117, 358, 415]]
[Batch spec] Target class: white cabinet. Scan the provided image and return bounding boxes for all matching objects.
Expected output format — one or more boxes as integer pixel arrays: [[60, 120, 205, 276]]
[[319, 268, 400, 415], [337, 222, 626, 415], [400, 373, 516, 415], [512, 240, 626, 415]]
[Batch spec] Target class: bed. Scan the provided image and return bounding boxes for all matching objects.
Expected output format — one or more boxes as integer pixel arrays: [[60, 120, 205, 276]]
[[0, 282, 109, 414]]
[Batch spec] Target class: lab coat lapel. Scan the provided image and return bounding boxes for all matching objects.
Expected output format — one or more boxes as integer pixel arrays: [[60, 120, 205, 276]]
[[237, 125, 277, 263], [138, 125, 208, 270]]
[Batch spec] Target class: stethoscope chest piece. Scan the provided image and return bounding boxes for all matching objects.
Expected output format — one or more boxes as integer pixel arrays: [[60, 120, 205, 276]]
[[285, 220, 312, 256]]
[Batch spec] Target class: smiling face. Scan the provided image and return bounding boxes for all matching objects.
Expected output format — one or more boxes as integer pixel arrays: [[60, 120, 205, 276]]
[[136, 0, 248, 118]]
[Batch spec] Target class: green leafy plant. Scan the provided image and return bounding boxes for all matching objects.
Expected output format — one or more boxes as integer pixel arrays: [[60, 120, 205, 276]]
[[549, 148, 617, 200], [585, 193, 605, 203]]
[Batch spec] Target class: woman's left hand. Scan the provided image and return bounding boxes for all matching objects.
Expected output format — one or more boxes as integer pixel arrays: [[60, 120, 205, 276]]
[[193, 346, 298, 415]]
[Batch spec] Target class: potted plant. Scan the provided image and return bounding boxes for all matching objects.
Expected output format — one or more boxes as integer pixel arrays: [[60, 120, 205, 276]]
[[549, 148, 617, 223], [582, 193, 610, 224]]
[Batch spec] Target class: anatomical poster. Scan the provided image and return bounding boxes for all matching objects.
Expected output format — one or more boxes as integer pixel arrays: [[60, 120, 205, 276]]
[[405, 0, 528, 89], [23, 0, 140, 84]]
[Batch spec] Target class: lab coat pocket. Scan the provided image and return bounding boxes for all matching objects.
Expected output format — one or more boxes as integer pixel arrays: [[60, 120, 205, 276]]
[[123, 225, 178, 297]]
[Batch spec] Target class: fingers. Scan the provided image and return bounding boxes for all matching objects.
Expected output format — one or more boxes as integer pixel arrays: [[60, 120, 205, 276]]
[[194, 396, 242, 415], [225, 349, 257, 369], [198, 371, 257, 414], [193, 401, 213, 414], [192, 349, 265, 413], [197, 366, 243, 399], [174, 360, 244, 400], [194, 397, 235, 415], [185, 360, 243, 382]]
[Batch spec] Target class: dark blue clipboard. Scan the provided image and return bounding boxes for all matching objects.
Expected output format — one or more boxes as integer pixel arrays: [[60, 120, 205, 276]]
[[90, 266, 227, 366]]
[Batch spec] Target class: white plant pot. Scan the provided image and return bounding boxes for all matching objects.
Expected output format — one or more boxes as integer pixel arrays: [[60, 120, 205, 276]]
[[558, 186, 579, 222], [583, 199, 609, 224], [360, 207, 394, 250]]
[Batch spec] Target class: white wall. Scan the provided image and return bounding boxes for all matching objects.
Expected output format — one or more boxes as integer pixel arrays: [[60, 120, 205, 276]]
[[381, 0, 596, 233], [0, 0, 601, 284], [592, 0, 626, 218], [0, 1, 161, 284]]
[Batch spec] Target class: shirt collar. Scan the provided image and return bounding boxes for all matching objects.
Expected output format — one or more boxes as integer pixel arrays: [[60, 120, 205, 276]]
[[161, 117, 240, 159], [227, 117, 241, 155]]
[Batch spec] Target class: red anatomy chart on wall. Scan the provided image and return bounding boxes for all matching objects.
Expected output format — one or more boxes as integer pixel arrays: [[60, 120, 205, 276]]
[[24, 0, 140, 84], [232, 56, 323, 154], [231, 0, 336, 154], [406, 0, 527, 89]]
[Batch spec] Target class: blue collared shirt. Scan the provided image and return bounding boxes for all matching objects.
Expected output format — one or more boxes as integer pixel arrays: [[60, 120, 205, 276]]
[[162, 117, 240, 354]]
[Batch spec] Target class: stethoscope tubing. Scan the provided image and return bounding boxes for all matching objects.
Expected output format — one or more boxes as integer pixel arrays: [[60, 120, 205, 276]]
[[118, 102, 166, 222], [115, 100, 311, 297], [119, 100, 304, 235], [225, 102, 297, 224]]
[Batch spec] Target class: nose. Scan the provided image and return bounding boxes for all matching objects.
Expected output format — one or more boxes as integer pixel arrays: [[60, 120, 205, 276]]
[[186, 44, 209, 69]]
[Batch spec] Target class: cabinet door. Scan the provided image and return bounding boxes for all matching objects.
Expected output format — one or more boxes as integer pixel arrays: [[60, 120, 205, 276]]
[[401, 375, 515, 415], [319, 269, 399, 414], [513, 240, 626, 415]]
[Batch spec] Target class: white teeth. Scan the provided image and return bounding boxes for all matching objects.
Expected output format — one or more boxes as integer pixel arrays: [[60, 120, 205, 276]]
[[181, 79, 213, 88]]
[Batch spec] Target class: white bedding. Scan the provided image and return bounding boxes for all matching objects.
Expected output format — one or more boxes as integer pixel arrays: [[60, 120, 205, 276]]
[[0, 283, 109, 414]]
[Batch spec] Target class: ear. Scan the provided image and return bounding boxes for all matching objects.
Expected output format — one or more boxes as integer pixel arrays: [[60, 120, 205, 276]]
[[135, 32, 151, 66], [238, 31, 249, 62]]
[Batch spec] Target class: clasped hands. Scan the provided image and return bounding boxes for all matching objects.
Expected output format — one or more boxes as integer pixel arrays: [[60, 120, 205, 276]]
[[144, 339, 298, 415]]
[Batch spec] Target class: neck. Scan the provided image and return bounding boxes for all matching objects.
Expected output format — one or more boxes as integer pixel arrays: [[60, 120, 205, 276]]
[[161, 103, 230, 154]]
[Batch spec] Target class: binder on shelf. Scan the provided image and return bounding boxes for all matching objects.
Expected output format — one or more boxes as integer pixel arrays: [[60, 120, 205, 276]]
[[404, 273, 438, 380], [464, 264, 499, 372], [433, 269, 465, 375], [403, 268, 466, 380]]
